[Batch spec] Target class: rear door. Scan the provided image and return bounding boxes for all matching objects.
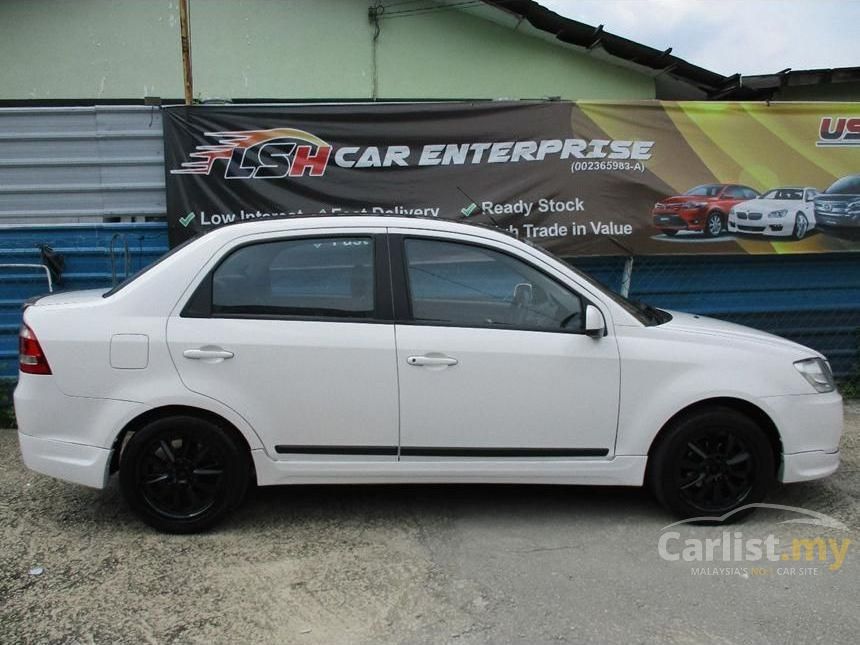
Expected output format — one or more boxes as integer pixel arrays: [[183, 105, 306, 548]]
[[167, 229, 399, 459], [390, 230, 620, 459]]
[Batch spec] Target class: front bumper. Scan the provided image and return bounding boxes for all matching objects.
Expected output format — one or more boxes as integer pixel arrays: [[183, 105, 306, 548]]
[[652, 208, 705, 231], [727, 217, 790, 236], [18, 432, 111, 489], [780, 449, 840, 483], [815, 214, 860, 229], [763, 390, 843, 483]]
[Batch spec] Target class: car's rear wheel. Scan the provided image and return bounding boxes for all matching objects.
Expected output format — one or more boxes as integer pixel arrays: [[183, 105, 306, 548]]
[[660, 229, 679, 237], [793, 213, 809, 240], [703, 211, 724, 238], [648, 406, 775, 521], [119, 416, 249, 533]]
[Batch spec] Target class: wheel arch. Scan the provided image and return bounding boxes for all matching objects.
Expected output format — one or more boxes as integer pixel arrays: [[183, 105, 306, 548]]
[[108, 405, 253, 474], [646, 397, 782, 476]]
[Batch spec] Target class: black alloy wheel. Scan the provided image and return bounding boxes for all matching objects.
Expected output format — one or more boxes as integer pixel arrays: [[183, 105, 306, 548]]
[[677, 429, 756, 513], [138, 432, 225, 519], [648, 406, 774, 521], [120, 416, 249, 533]]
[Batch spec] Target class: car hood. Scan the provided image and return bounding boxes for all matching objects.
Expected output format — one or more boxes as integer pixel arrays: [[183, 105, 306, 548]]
[[817, 193, 860, 201], [661, 195, 716, 204], [736, 199, 801, 210], [660, 310, 819, 357], [28, 288, 110, 306]]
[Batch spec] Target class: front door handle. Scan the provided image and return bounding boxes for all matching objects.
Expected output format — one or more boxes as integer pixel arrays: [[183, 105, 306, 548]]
[[407, 354, 458, 367], [183, 347, 234, 360]]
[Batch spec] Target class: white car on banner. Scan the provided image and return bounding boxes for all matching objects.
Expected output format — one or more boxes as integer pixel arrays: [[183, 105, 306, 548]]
[[728, 187, 818, 240]]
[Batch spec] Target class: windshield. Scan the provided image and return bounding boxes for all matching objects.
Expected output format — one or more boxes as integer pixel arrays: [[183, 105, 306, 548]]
[[684, 184, 722, 197], [825, 175, 860, 195], [762, 188, 803, 200], [519, 238, 672, 327]]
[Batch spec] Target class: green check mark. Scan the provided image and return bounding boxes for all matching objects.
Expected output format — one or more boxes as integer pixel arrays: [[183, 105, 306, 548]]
[[460, 202, 477, 217], [179, 211, 196, 227]]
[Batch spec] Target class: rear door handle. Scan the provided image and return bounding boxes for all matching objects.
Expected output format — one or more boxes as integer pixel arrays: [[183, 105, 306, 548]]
[[183, 348, 234, 360], [407, 355, 458, 367]]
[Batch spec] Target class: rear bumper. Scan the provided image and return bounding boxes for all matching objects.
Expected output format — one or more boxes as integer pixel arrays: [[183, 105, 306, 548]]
[[18, 432, 111, 489], [780, 449, 840, 483], [14, 373, 141, 488]]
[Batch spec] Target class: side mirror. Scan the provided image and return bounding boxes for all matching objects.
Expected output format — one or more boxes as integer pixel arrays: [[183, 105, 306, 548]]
[[584, 305, 605, 337]]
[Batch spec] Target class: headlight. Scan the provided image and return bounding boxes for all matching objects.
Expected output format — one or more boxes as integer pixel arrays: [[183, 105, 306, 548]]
[[768, 209, 788, 218], [681, 201, 706, 209], [794, 358, 835, 393]]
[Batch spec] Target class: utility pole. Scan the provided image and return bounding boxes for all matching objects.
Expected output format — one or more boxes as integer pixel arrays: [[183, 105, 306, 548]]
[[179, 0, 194, 105]]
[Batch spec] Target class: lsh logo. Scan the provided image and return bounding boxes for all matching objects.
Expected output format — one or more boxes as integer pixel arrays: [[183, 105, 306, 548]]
[[171, 128, 332, 178], [817, 116, 860, 147]]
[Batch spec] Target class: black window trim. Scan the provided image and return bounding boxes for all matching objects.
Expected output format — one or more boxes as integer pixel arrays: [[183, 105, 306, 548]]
[[181, 232, 395, 324], [389, 233, 596, 335]]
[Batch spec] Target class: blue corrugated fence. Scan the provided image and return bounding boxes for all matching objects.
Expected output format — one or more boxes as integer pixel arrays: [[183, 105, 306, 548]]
[[0, 223, 857, 382]]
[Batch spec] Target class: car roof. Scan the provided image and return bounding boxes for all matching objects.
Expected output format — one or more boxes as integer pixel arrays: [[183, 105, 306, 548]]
[[200, 214, 516, 244]]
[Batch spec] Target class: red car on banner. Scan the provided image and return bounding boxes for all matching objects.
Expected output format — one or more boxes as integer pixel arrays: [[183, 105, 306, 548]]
[[652, 184, 760, 237]]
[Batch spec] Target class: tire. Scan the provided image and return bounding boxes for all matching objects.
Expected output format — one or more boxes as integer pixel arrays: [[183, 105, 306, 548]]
[[660, 229, 679, 237], [793, 212, 809, 240], [119, 415, 250, 533], [703, 211, 724, 238], [648, 406, 775, 522]]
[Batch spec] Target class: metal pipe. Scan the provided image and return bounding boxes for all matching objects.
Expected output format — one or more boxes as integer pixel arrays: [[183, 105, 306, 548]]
[[0, 264, 54, 293], [179, 0, 194, 105], [619, 256, 634, 298]]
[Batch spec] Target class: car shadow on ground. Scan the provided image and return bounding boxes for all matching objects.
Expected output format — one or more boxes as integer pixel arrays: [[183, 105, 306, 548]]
[[14, 466, 841, 536], [216, 478, 840, 533], [236, 482, 658, 523]]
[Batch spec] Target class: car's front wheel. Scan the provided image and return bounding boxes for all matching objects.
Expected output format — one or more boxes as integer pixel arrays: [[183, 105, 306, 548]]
[[793, 212, 809, 240], [703, 211, 724, 238], [648, 406, 775, 521], [119, 415, 250, 533]]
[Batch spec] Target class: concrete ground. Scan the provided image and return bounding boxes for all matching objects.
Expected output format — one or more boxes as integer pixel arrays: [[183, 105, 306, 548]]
[[1, 404, 858, 644]]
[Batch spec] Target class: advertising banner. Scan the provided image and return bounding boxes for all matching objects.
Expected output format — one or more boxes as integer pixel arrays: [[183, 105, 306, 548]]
[[163, 101, 860, 255]]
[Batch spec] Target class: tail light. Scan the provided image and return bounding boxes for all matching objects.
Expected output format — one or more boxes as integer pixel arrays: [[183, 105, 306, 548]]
[[19, 324, 51, 375]]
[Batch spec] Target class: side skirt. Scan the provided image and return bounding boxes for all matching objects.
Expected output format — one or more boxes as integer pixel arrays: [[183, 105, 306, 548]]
[[251, 450, 647, 487]]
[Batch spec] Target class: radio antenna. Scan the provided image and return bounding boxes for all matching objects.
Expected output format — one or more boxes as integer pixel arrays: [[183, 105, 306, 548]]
[[456, 185, 500, 228]]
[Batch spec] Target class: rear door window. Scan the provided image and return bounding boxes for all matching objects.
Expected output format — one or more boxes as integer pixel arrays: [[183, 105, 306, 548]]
[[211, 237, 375, 318]]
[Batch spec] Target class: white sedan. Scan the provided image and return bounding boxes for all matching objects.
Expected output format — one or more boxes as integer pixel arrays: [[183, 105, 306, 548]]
[[15, 216, 842, 532], [728, 187, 818, 240]]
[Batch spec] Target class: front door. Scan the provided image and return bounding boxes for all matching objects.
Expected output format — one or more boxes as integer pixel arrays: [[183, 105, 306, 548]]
[[167, 231, 399, 459], [391, 234, 620, 458]]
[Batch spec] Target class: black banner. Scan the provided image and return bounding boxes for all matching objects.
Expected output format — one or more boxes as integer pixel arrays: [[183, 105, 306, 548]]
[[163, 101, 860, 255]]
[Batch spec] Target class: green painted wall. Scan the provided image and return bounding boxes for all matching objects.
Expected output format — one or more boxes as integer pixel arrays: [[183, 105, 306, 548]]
[[0, 0, 654, 101]]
